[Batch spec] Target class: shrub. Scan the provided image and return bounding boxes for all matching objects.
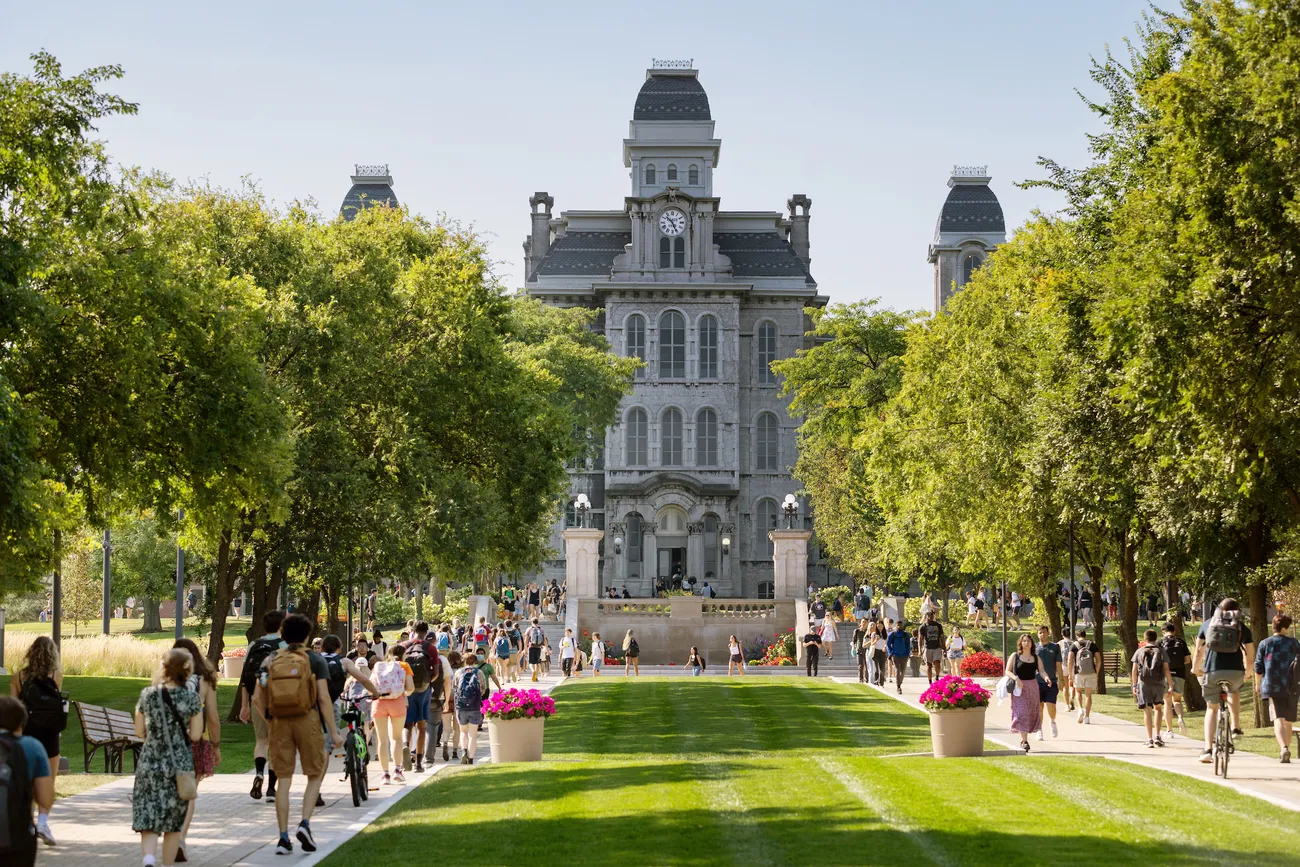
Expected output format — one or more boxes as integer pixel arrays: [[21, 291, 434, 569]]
[[1, 591, 49, 623], [6, 632, 168, 678], [919, 675, 991, 711], [959, 651, 1004, 677]]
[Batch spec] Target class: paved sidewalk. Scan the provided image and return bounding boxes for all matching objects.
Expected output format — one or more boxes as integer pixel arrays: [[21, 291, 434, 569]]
[[36, 672, 565, 867], [834, 672, 1300, 812]]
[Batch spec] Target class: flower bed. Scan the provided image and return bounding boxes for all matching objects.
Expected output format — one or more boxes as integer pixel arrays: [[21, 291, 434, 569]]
[[221, 646, 247, 658], [919, 675, 991, 712], [959, 651, 1004, 677], [482, 688, 556, 721]]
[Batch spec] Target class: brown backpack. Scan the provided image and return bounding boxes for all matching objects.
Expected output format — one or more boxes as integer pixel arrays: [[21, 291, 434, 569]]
[[266, 647, 317, 718]]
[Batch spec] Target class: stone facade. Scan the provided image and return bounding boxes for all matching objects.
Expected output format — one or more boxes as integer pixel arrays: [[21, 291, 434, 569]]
[[927, 166, 1007, 312]]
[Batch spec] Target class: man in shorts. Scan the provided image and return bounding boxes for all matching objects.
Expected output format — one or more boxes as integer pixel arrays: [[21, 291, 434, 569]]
[[252, 614, 343, 855], [1194, 597, 1255, 763], [239, 609, 285, 803], [1035, 625, 1063, 739], [1069, 627, 1100, 724], [1131, 628, 1171, 748], [1057, 629, 1077, 711], [454, 655, 488, 764], [397, 622, 439, 773], [918, 612, 945, 684], [1253, 613, 1299, 763], [525, 618, 546, 682], [1157, 621, 1191, 738]]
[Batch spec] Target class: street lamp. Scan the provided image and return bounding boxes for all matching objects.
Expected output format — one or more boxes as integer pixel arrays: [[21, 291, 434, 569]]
[[575, 493, 591, 529], [781, 494, 798, 530], [613, 536, 623, 555], [721, 535, 731, 557]]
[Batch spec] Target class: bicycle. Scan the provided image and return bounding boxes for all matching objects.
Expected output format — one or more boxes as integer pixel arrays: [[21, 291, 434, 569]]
[[340, 697, 371, 807], [1212, 679, 1235, 779]]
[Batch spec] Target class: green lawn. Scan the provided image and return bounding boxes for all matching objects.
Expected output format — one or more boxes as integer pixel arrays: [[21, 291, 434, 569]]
[[322, 678, 1300, 866], [0, 674, 257, 774], [6, 616, 254, 646]]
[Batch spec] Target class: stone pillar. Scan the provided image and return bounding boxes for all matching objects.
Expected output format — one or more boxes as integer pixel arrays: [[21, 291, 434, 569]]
[[769, 528, 813, 599], [720, 522, 736, 596], [562, 528, 604, 599], [642, 522, 658, 596], [686, 522, 704, 586]]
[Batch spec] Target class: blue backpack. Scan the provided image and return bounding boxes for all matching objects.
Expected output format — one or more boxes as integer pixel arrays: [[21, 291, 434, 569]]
[[455, 667, 484, 711], [494, 636, 511, 658]]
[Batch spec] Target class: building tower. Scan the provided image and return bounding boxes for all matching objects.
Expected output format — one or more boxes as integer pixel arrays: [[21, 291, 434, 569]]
[[927, 165, 1006, 312], [340, 164, 398, 221]]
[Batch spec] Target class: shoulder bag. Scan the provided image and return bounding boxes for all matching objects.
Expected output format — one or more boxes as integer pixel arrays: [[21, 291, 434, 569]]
[[160, 687, 198, 801]]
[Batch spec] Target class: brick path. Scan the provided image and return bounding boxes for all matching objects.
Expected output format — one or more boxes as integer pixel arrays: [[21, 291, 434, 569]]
[[36, 672, 564, 867]]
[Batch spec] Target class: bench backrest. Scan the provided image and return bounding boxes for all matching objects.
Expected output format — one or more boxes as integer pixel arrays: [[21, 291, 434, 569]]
[[75, 701, 141, 744]]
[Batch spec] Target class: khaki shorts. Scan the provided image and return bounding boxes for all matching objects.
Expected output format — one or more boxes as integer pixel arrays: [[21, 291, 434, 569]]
[[924, 648, 944, 664], [269, 713, 325, 779], [1169, 676, 1185, 697], [1201, 670, 1245, 695], [252, 703, 271, 742], [1075, 673, 1098, 691]]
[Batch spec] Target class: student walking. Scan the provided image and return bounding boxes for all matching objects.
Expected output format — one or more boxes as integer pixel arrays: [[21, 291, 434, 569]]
[[803, 623, 822, 677], [687, 646, 706, 676], [0, 696, 56, 867], [132, 648, 203, 867], [886, 621, 911, 694], [1194, 597, 1255, 764], [398, 622, 439, 773], [591, 633, 606, 676], [1034, 626, 1062, 740], [1057, 630, 1077, 711], [1253, 614, 1299, 763], [172, 639, 221, 861], [560, 628, 578, 677], [918, 612, 945, 684], [370, 644, 415, 785], [1006, 634, 1050, 753], [946, 626, 966, 677], [453, 657, 487, 764], [1132, 628, 1171, 748], [871, 625, 888, 687], [526, 619, 547, 682], [10, 634, 64, 845], [239, 609, 285, 804], [622, 630, 641, 676], [1157, 622, 1191, 738], [852, 620, 870, 683], [727, 634, 745, 676], [1069, 627, 1101, 724], [819, 616, 838, 659]]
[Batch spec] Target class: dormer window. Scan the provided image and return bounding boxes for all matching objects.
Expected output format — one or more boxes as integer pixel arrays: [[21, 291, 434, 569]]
[[961, 252, 984, 286], [644, 165, 656, 185], [667, 164, 678, 181], [688, 165, 699, 185]]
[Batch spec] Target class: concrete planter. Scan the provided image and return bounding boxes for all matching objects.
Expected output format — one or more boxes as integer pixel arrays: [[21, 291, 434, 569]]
[[927, 706, 986, 757], [488, 717, 546, 763], [221, 656, 245, 682]]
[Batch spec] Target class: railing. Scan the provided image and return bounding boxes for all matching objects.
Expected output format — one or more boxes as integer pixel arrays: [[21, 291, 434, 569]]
[[596, 601, 672, 617], [703, 602, 777, 619], [354, 164, 390, 177], [951, 165, 988, 177], [652, 59, 694, 70]]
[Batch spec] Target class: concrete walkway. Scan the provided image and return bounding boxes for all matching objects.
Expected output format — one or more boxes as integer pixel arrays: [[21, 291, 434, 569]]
[[36, 672, 565, 867], [833, 672, 1300, 812]]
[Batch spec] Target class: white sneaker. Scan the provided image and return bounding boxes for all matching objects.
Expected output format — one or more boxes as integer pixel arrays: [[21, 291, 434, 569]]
[[1050, 720, 1059, 738], [1077, 708, 1086, 724], [36, 817, 55, 847], [1084, 715, 1091, 725], [1035, 730, 1044, 742]]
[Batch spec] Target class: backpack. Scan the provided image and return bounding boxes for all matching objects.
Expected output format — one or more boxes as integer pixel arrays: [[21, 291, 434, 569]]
[[405, 641, 435, 692], [1075, 642, 1097, 676], [708, 586, 717, 598], [436, 632, 451, 652], [0, 731, 36, 859], [242, 636, 282, 695], [18, 674, 66, 734], [528, 627, 545, 648], [495, 637, 511, 658], [372, 660, 408, 697], [455, 666, 484, 711], [474, 626, 489, 645], [1139, 647, 1164, 683], [324, 655, 347, 702], [266, 648, 317, 718], [1206, 608, 1243, 655]]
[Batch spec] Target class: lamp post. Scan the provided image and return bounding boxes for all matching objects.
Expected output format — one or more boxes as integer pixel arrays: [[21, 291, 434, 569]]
[[575, 493, 591, 529], [781, 494, 798, 530], [1068, 518, 1076, 639], [175, 508, 186, 641], [721, 535, 731, 557], [102, 527, 112, 635]]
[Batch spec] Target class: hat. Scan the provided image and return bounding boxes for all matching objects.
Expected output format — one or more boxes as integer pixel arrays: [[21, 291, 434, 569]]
[[354, 658, 370, 672]]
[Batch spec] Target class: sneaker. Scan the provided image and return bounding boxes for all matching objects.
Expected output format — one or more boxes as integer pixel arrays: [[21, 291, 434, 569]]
[[897, 687, 902, 695], [1021, 742, 1030, 754], [296, 823, 316, 853], [1035, 731, 1044, 742], [265, 791, 276, 804], [1147, 739, 1155, 749], [1199, 749, 1214, 764], [443, 744, 450, 761], [461, 754, 471, 765], [1282, 748, 1291, 764], [415, 758, 424, 773], [1050, 720, 1059, 738], [275, 835, 293, 856], [315, 794, 325, 808], [35, 817, 55, 847], [1084, 715, 1091, 725], [1077, 708, 1086, 724], [250, 774, 264, 800], [1155, 736, 1165, 747], [467, 757, 475, 765], [381, 772, 391, 786], [1231, 728, 1244, 739], [394, 769, 405, 783]]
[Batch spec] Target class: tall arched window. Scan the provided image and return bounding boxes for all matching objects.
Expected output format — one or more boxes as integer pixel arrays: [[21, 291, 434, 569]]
[[626, 408, 648, 465], [626, 512, 644, 572], [961, 252, 984, 285], [565, 499, 579, 527], [673, 237, 685, 268], [755, 499, 778, 558], [659, 237, 671, 268], [696, 409, 718, 467], [626, 314, 646, 380], [699, 315, 718, 379], [757, 321, 778, 384], [666, 164, 678, 181], [688, 165, 699, 185], [659, 311, 686, 378], [661, 408, 683, 465], [703, 514, 720, 581], [755, 412, 778, 470], [644, 165, 656, 185]]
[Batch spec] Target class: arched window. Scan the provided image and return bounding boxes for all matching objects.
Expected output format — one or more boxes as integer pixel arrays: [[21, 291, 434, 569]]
[[659, 311, 686, 378], [698, 314, 718, 379], [661, 408, 683, 465], [626, 314, 646, 380], [755, 499, 778, 558], [666, 164, 678, 181], [644, 165, 656, 185], [626, 408, 648, 466], [688, 165, 699, 185], [962, 252, 984, 286], [755, 412, 778, 470], [696, 409, 718, 467], [703, 515, 719, 579], [756, 581, 775, 600], [757, 321, 778, 384], [673, 237, 685, 269], [626, 512, 644, 570], [659, 236, 671, 268]]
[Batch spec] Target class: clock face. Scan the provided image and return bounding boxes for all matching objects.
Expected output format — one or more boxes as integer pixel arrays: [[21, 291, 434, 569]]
[[659, 209, 687, 237]]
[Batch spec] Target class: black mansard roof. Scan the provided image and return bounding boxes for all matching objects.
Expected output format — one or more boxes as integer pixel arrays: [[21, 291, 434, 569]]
[[634, 74, 712, 121], [936, 183, 1005, 235], [532, 230, 813, 284]]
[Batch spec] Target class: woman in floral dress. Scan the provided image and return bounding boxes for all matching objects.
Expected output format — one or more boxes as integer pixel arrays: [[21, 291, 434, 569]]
[[133, 648, 203, 866], [1005, 633, 1051, 754]]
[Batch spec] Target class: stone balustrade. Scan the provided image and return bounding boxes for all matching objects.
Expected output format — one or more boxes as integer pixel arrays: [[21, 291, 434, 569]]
[[576, 597, 796, 664]]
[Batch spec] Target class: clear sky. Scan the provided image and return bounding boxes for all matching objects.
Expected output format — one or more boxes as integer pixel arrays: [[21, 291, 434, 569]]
[[4, 0, 1151, 312]]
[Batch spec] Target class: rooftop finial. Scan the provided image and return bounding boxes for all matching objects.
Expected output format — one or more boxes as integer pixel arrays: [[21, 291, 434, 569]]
[[948, 165, 991, 187], [351, 164, 394, 185], [651, 58, 694, 70]]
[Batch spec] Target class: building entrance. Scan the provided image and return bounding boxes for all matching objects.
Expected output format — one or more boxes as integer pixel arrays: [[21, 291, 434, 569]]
[[657, 547, 686, 586]]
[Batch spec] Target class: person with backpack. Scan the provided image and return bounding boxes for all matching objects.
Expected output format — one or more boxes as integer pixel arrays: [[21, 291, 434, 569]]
[[1253, 613, 1299, 763], [886, 621, 911, 693], [1193, 597, 1256, 764], [454, 652, 489, 764], [424, 643, 455, 764], [852, 619, 870, 683], [132, 648, 203, 867], [1157, 622, 1191, 739], [436, 623, 453, 655], [1131, 628, 1171, 748], [0, 695, 55, 867], [320, 634, 378, 775], [1057, 630, 1077, 712], [525, 618, 547, 682], [1034, 625, 1063, 740], [238, 609, 286, 804], [810, 596, 828, 628], [686, 646, 706, 676], [507, 620, 525, 683], [622, 629, 641, 676], [252, 614, 344, 854], [590, 633, 606, 676], [560, 628, 578, 677], [1069, 627, 1100, 724], [918, 612, 945, 685], [493, 626, 516, 682], [397, 622, 440, 774], [369, 644, 414, 785], [9, 635, 63, 846]]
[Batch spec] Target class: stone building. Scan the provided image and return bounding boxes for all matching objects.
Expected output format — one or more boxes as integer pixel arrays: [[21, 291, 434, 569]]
[[339, 164, 398, 220], [523, 62, 835, 598], [927, 166, 1006, 312]]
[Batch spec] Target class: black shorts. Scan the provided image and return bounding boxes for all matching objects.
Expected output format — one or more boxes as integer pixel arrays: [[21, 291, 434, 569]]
[[528, 647, 542, 664], [1269, 693, 1298, 723], [28, 727, 60, 759]]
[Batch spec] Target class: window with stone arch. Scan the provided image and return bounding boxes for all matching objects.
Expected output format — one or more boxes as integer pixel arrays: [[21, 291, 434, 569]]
[[666, 164, 678, 181], [661, 408, 683, 466], [962, 251, 984, 286], [688, 165, 699, 185], [755, 412, 778, 471], [757, 320, 778, 384], [625, 512, 644, 570], [626, 408, 648, 466], [699, 314, 718, 379], [564, 499, 580, 528], [696, 408, 718, 467], [659, 311, 686, 378], [644, 164, 656, 185], [626, 313, 646, 380], [755, 499, 778, 558]]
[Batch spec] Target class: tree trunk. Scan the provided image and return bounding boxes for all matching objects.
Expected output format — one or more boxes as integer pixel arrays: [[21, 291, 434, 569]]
[[430, 579, 446, 606], [1042, 589, 1062, 641], [1116, 534, 1140, 662], [245, 546, 270, 643], [268, 561, 286, 615], [141, 596, 163, 633], [302, 585, 322, 640], [1089, 565, 1107, 695], [1165, 575, 1206, 711], [1246, 518, 1270, 728], [324, 584, 342, 639], [206, 528, 235, 668]]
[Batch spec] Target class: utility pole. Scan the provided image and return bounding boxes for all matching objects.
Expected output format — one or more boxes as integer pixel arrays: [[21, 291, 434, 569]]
[[1068, 518, 1076, 639], [175, 508, 185, 640], [52, 529, 62, 650], [102, 527, 112, 635]]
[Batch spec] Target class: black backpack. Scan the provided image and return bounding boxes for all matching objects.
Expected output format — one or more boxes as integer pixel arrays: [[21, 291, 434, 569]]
[[0, 731, 36, 860], [19, 675, 66, 735], [241, 637, 282, 695], [405, 641, 435, 692], [324, 655, 347, 702]]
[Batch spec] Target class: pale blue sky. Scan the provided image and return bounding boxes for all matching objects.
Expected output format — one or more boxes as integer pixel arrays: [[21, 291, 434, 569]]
[[4, 1, 1150, 311]]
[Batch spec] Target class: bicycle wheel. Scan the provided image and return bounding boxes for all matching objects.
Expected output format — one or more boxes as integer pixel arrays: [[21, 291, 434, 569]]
[[1217, 705, 1230, 779], [345, 733, 363, 807]]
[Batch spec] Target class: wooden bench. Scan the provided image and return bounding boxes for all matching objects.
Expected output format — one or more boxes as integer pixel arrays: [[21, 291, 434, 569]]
[[74, 701, 143, 774], [1102, 651, 1126, 684]]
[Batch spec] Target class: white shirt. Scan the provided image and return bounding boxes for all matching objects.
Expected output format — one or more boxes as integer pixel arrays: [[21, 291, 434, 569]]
[[949, 635, 966, 651], [560, 636, 576, 659], [591, 640, 605, 661]]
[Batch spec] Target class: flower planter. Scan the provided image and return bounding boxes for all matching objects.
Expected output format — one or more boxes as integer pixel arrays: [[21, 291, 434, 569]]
[[928, 706, 986, 757], [488, 717, 546, 763], [221, 656, 245, 682]]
